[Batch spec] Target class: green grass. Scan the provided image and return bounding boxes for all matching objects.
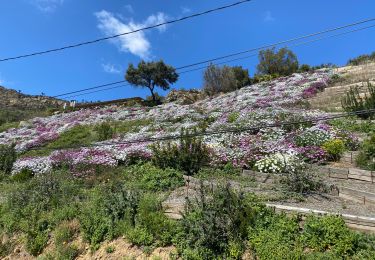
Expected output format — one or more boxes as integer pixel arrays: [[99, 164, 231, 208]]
[[329, 117, 375, 133], [112, 119, 152, 136]]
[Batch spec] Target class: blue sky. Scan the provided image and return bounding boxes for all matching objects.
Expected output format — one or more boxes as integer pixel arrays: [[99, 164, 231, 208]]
[[0, 0, 374, 102]]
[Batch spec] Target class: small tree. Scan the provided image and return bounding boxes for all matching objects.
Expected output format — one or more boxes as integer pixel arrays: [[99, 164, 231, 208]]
[[125, 60, 179, 103], [203, 64, 251, 95], [256, 47, 299, 76]]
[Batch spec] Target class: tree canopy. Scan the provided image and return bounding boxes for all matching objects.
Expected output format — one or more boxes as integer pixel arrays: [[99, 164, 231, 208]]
[[125, 60, 179, 103], [256, 47, 299, 76]]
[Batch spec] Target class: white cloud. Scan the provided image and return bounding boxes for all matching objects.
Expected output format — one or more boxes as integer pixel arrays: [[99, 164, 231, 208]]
[[31, 0, 64, 13], [95, 10, 168, 59], [124, 4, 134, 14], [102, 63, 122, 74], [181, 7, 191, 14], [263, 11, 275, 22]]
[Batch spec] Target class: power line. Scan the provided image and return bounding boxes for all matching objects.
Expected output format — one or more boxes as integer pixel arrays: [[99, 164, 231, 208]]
[[175, 17, 375, 70], [178, 23, 375, 74], [61, 23, 375, 99], [53, 18, 375, 99], [28, 109, 375, 152], [0, 0, 252, 62]]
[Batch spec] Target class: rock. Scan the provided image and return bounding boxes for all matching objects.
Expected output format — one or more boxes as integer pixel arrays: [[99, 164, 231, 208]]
[[18, 121, 30, 128], [165, 89, 204, 105]]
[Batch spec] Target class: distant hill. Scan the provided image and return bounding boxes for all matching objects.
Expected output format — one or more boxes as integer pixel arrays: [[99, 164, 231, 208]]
[[0, 86, 65, 110]]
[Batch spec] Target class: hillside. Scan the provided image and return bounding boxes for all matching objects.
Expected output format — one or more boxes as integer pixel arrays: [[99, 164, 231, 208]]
[[0, 85, 65, 110], [309, 62, 375, 111], [1, 66, 375, 259]]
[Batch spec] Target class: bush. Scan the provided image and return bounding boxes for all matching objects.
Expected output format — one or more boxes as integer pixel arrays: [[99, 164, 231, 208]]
[[127, 226, 154, 246], [281, 164, 325, 194], [256, 47, 299, 76], [356, 134, 375, 170], [94, 122, 114, 141], [0, 144, 16, 175], [322, 139, 346, 161], [302, 215, 357, 256], [151, 129, 209, 176], [174, 185, 266, 259], [248, 214, 304, 259], [79, 186, 140, 249], [341, 82, 375, 119], [203, 64, 251, 95], [347, 51, 375, 66], [125, 163, 184, 192]]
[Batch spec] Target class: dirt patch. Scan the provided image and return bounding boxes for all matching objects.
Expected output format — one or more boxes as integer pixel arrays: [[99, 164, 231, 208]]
[[76, 238, 177, 260]]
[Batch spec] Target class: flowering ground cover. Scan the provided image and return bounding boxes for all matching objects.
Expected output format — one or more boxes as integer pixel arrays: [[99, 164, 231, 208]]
[[2, 69, 358, 176]]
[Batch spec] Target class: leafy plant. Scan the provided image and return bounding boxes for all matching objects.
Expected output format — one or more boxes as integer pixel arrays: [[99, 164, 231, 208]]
[[94, 122, 114, 141], [281, 164, 325, 194], [125, 163, 184, 192], [356, 133, 375, 170], [341, 82, 375, 119], [151, 128, 209, 176], [322, 139, 346, 161], [174, 185, 265, 259], [0, 144, 16, 175]]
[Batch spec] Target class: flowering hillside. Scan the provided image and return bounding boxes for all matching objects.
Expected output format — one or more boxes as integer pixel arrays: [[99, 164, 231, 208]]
[[1, 69, 354, 176]]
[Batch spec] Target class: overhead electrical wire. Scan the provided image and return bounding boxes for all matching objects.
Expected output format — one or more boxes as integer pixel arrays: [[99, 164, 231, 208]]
[[0, 0, 253, 62], [60, 23, 375, 99]]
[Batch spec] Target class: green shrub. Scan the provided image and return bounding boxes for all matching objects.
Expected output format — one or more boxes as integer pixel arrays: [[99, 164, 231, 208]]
[[125, 163, 184, 192], [356, 134, 375, 170], [136, 194, 177, 246], [26, 230, 49, 256], [79, 186, 140, 249], [252, 73, 280, 84], [281, 165, 325, 194], [347, 51, 375, 66], [302, 215, 357, 256], [322, 139, 346, 161], [227, 112, 240, 123], [151, 129, 209, 176], [174, 185, 266, 259], [11, 168, 34, 182], [0, 144, 16, 175], [106, 245, 115, 254], [127, 226, 154, 246], [54, 222, 75, 245], [94, 122, 114, 141], [341, 82, 375, 119], [248, 214, 304, 260], [329, 117, 375, 133]]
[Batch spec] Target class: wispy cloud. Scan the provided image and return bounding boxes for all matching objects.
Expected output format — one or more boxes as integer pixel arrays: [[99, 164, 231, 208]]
[[30, 0, 64, 13], [95, 10, 168, 59], [124, 4, 134, 14], [263, 11, 275, 22], [181, 6, 191, 14], [102, 63, 122, 74]]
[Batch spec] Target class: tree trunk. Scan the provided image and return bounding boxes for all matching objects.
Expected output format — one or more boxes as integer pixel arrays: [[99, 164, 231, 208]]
[[149, 82, 156, 103]]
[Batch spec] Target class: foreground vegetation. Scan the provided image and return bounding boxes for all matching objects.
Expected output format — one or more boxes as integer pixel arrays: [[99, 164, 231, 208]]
[[1, 150, 375, 259]]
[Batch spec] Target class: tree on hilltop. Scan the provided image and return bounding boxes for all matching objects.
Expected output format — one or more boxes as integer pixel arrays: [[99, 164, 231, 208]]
[[125, 60, 179, 103], [257, 47, 299, 76]]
